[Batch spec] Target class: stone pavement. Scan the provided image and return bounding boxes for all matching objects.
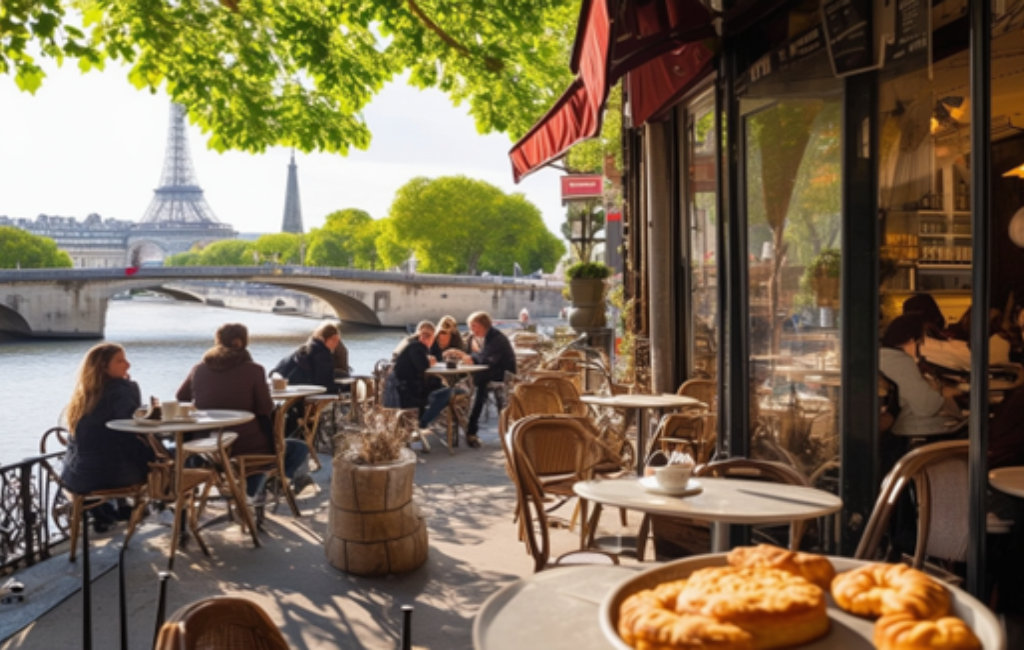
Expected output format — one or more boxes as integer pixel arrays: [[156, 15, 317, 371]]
[[1, 417, 641, 650]]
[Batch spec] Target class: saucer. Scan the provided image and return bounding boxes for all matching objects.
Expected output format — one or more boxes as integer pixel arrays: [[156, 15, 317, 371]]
[[639, 476, 702, 497]]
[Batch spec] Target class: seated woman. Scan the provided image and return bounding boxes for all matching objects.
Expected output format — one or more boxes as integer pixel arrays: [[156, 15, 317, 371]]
[[61, 343, 155, 532], [880, 314, 965, 438], [430, 315, 466, 359], [177, 323, 309, 497], [387, 321, 450, 432], [902, 293, 971, 372]]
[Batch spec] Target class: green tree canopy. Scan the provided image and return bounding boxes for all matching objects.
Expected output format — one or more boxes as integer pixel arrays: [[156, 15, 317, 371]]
[[0, 226, 73, 268], [252, 233, 303, 265], [306, 208, 383, 268], [3, 0, 579, 153], [384, 175, 564, 275], [165, 239, 256, 266]]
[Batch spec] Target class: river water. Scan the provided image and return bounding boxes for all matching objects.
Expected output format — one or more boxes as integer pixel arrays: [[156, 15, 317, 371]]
[[0, 299, 401, 465]]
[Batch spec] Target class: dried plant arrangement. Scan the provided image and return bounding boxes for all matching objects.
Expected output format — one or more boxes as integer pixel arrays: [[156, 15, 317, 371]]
[[334, 406, 410, 465]]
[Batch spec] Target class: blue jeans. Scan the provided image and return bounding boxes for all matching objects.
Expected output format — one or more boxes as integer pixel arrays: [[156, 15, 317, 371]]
[[419, 387, 453, 428], [245, 439, 310, 496]]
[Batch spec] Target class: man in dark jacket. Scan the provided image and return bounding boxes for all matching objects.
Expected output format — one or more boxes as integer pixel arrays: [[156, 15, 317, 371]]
[[451, 311, 516, 448], [272, 321, 344, 395]]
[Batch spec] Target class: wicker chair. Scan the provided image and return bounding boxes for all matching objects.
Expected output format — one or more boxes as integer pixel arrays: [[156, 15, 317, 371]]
[[38, 426, 150, 563], [509, 414, 605, 572], [531, 376, 589, 416], [154, 596, 290, 650], [855, 440, 978, 569], [648, 409, 713, 466]]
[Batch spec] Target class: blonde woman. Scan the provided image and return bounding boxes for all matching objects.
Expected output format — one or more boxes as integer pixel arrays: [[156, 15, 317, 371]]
[[61, 343, 154, 530], [430, 315, 466, 359]]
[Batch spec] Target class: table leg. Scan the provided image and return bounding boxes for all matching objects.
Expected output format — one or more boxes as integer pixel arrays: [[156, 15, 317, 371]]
[[710, 522, 730, 552], [635, 408, 648, 476]]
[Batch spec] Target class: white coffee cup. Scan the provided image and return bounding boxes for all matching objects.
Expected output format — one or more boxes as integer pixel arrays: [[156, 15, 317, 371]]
[[161, 400, 180, 421], [654, 464, 694, 489], [179, 402, 196, 418]]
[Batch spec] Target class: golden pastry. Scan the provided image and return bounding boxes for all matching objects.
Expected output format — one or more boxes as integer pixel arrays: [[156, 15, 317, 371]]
[[727, 544, 836, 590]]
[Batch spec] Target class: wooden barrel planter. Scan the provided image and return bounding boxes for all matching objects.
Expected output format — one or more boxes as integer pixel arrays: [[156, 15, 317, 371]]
[[325, 447, 428, 576]]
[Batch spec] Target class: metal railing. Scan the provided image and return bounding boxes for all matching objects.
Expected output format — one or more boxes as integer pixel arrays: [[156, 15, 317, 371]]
[[0, 452, 69, 575]]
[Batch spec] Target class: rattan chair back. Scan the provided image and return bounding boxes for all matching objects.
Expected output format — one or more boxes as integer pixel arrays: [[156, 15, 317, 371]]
[[677, 379, 717, 408], [531, 376, 588, 416], [855, 440, 971, 568], [154, 596, 290, 650], [509, 414, 603, 572], [38, 426, 149, 562], [511, 383, 564, 418]]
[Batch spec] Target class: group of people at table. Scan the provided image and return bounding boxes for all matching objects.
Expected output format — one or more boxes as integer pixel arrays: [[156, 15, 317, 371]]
[[58, 310, 516, 533]]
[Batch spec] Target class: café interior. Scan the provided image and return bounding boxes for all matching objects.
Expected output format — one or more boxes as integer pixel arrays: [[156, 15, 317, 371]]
[[513, 0, 1024, 602]]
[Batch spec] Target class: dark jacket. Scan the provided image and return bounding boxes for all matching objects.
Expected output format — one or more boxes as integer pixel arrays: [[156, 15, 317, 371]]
[[471, 327, 517, 384], [272, 338, 340, 394], [392, 335, 432, 408], [61, 378, 154, 494], [177, 346, 275, 457]]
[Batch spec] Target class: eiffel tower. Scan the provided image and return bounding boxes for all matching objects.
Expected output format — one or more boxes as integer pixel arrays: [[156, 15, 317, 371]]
[[281, 151, 304, 234], [129, 103, 235, 262]]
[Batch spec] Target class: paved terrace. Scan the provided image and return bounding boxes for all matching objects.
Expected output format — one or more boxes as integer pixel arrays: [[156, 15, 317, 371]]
[[0, 417, 640, 650]]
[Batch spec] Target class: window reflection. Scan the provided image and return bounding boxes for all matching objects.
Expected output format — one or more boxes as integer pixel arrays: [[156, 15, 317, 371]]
[[744, 97, 842, 488]]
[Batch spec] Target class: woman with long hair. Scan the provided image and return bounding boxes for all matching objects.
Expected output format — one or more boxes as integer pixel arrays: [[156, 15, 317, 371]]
[[61, 343, 155, 529]]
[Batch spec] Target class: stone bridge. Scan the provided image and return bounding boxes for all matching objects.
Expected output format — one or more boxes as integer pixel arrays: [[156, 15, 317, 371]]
[[0, 267, 566, 338]]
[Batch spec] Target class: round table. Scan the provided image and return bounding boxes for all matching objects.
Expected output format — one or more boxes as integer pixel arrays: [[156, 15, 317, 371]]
[[425, 364, 488, 453], [580, 394, 705, 475], [108, 409, 256, 567], [989, 466, 1024, 499], [574, 476, 842, 552]]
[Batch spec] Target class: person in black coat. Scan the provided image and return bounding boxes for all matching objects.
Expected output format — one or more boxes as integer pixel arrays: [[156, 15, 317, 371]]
[[61, 343, 154, 531], [272, 321, 344, 395], [450, 311, 516, 447], [386, 321, 452, 429]]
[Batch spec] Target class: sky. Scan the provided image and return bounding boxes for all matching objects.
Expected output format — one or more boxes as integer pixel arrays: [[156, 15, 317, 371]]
[[0, 61, 567, 237]]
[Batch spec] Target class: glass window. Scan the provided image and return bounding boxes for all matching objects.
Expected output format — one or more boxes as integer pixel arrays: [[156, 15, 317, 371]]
[[743, 94, 842, 485], [687, 91, 719, 381]]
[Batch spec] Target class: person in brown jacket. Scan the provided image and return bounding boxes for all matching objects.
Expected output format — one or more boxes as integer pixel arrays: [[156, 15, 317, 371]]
[[176, 322, 309, 496]]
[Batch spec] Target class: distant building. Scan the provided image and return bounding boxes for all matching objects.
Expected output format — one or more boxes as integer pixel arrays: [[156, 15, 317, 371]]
[[0, 213, 133, 268], [281, 152, 304, 234]]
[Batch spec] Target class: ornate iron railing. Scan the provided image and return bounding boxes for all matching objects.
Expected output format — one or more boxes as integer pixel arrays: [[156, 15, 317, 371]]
[[0, 452, 69, 575]]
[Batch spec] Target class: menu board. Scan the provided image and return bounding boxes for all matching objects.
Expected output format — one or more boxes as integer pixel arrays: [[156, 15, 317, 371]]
[[886, 0, 929, 65], [820, 0, 876, 77]]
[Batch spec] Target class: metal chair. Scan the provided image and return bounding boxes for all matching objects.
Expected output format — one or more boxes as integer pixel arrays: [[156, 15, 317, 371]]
[[38, 426, 150, 562], [154, 596, 290, 650]]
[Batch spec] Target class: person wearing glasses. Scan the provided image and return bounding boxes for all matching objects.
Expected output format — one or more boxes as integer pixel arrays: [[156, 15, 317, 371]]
[[430, 315, 466, 359], [386, 321, 451, 434]]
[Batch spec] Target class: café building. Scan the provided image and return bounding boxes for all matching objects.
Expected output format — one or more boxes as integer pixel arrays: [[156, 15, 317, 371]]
[[512, 0, 1024, 597]]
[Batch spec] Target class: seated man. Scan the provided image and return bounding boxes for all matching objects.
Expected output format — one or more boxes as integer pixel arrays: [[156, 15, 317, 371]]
[[386, 321, 451, 431], [451, 311, 517, 448]]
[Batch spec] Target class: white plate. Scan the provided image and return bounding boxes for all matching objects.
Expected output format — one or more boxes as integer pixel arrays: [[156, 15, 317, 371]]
[[638, 476, 702, 497], [600, 554, 1005, 650]]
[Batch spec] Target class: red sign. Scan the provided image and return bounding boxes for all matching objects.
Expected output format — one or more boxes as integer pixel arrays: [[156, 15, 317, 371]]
[[560, 175, 604, 201]]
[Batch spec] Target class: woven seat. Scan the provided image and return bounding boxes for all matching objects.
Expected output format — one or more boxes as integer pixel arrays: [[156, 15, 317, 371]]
[[38, 426, 149, 563], [154, 596, 290, 650]]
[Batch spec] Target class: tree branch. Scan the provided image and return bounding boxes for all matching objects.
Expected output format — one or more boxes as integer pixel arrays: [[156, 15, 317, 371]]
[[405, 0, 504, 72]]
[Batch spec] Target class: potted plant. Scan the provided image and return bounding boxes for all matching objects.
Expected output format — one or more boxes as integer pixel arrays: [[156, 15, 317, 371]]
[[803, 248, 841, 308], [325, 408, 428, 576], [566, 261, 613, 328]]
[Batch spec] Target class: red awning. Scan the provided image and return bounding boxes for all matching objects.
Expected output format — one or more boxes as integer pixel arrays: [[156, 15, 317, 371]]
[[509, 0, 716, 182], [627, 41, 716, 126]]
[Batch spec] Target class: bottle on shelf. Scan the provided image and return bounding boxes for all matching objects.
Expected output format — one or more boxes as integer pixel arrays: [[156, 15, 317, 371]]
[[956, 180, 968, 211]]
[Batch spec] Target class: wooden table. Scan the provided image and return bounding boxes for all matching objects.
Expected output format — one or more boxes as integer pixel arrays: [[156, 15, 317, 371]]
[[270, 384, 325, 513], [108, 409, 255, 568], [581, 394, 705, 475], [989, 466, 1024, 499], [425, 364, 488, 453], [574, 476, 842, 552]]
